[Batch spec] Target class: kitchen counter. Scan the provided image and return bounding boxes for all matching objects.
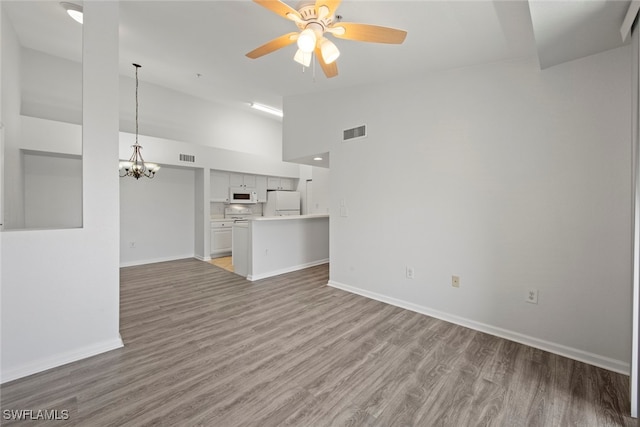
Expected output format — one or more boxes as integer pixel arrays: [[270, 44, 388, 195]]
[[251, 214, 329, 222], [232, 214, 329, 281]]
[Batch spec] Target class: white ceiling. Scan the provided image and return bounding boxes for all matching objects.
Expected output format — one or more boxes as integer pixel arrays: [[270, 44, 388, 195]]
[[2, 0, 632, 117], [528, 0, 632, 69]]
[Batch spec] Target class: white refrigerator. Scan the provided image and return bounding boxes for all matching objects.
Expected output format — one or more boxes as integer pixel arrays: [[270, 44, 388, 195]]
[[264, 191, 301, 216]]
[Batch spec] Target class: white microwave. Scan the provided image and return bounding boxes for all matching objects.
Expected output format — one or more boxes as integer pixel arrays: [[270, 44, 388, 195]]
[[229, 187, 257, 204]]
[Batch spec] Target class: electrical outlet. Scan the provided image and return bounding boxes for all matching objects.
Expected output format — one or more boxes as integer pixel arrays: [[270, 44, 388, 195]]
[[406, 267, 414, 279], [452, 275, 460, 288], [526, 289, 539, 304]]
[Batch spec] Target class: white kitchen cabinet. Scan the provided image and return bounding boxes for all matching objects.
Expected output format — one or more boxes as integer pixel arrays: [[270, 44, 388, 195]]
[[280, 178, 293, 190], [210, 172, 230, 202], [230, 173, 256, 188], [255, 176, 268, 202], [211, 220, 233, 256], [267, 177, 280, 190], [267, 177, 294, 191], [243, 174, 257, 188]]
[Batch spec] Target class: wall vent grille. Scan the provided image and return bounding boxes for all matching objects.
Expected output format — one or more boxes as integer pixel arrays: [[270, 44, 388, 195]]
[[343, 125, 367, 142], [179, 154, 195, 163]]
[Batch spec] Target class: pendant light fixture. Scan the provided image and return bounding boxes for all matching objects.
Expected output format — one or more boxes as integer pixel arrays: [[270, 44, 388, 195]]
[[119, 63, 159, 179]]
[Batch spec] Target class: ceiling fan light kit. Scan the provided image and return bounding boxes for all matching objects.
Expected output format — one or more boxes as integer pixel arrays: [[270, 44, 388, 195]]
[[297, 26, 319, 53], [294, 49, 313, 67], [246, 0, 407, 78], [318, 37, 340, 64]]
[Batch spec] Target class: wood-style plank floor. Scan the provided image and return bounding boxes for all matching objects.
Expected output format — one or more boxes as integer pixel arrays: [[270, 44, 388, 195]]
[[1, 258, 637, 426], [210, 255, 234, 272]]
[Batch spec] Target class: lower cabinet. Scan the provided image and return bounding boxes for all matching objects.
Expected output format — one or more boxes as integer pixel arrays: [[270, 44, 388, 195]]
[[211, 221, 232, 257]]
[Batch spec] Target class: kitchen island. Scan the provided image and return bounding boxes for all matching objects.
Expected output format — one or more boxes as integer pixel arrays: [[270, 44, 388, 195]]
[[232, 214, 329, 281]]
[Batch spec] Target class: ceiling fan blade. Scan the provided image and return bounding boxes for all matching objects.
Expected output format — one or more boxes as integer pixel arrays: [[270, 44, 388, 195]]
[[246, 32, 298, 59], [253, 0, 302, 21], [315, 47, 338, 78], [315, 0, 342, 18], [330, 22, 407, 44]]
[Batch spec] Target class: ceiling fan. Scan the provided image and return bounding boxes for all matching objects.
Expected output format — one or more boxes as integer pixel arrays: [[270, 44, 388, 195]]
[[246, 0, 407, 78]]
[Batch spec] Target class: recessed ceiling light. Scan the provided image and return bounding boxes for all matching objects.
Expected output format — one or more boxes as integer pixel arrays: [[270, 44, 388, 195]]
[[60, 2, 83, 24], [313, 157, 323, 161], [250, 102, 283, 118]]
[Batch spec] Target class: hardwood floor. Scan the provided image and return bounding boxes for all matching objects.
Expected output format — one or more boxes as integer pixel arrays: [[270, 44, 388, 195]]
[[1, 258, 637, 426], [210, 255, 234, 272]]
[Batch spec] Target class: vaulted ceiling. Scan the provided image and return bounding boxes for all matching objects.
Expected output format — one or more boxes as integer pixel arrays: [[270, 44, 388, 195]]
[[2, 0, 633, 117]]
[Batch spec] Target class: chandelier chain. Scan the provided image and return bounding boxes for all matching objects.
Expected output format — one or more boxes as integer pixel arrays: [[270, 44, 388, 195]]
[[134, 63, 140, 147], [119, 63, 159, 179]]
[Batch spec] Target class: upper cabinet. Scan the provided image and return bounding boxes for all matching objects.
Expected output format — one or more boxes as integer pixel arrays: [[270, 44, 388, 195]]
[[267, 177, 294, 191], [212, 170, 295, 203], [229, 173, 256, 188], [210, 171, 230, 202]]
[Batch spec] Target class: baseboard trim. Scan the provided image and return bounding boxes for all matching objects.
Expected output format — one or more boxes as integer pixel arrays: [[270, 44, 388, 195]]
[[0, 336, 124, 384], [208, 251, 230, 259], [248, 259, 329, 282], [327, 280, 629, 375], [120, 254, 195, 268]]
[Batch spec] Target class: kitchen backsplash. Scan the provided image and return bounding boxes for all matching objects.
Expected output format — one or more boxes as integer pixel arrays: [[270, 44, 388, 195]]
[[210, 202, 263, 218]]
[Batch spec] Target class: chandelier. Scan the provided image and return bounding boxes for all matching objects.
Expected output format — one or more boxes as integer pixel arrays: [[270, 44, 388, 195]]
[[119, 63, 159, 179]]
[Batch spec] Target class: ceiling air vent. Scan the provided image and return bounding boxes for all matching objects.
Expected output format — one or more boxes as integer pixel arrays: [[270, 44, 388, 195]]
[[343, 124, 367, 142], [179, 154, 195, 163]]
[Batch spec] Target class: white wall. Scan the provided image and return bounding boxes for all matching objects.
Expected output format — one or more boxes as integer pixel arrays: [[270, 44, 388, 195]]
[[119, 75, 283, 159], [11, 115, 299, 266], [310, 167, 330, 214], [21, 116, 81, 155], [21, 48, 82, 125], [297, 165, 312, 214], [1, 2, 122, 382], [117, 132, 299, 264], [284, 48, 632, 373], [631, 24, 640, 416], [24, 152, 82, 229], [297, 165, 330, 215], [19, 117, 83, 230], [21, 48, 283, 159], [247, 216, 330, 281], [2, 9, 24, 228], [120, 165, 195, 266], [119, 132, 298, 178]]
